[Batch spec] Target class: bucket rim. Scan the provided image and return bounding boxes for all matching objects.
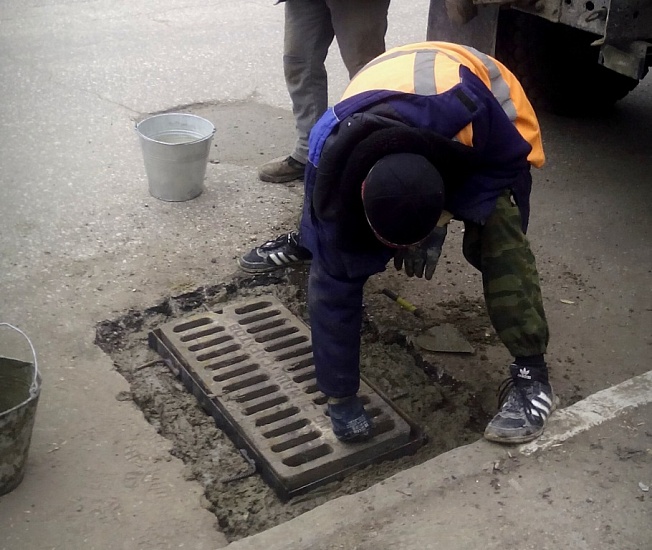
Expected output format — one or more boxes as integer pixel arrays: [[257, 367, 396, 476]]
[[135, 112, 216, 146], [0, 323, 40, 399], [0, 373, 41, 417]]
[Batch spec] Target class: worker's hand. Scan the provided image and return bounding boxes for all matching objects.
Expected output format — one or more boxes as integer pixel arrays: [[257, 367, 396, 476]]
[[393, 226, 447, 280]]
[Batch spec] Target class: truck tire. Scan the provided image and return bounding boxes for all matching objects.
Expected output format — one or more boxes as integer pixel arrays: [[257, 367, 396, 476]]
[[494, 9, 639, 115]]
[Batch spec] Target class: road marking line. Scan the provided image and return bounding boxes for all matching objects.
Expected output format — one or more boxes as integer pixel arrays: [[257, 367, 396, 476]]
[[519, 369, 652, 456]]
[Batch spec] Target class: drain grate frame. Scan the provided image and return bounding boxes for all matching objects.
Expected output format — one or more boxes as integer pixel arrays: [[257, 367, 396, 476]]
[[148, 296, 425, 500]]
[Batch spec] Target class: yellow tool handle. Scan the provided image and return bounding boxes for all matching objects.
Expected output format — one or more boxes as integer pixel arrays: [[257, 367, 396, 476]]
[[381, 289, 424, 318]]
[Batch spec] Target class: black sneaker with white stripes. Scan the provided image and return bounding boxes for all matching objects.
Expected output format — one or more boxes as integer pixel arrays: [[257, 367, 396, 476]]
[[238, 231, 312, 273], [484, 363, 557, 444]]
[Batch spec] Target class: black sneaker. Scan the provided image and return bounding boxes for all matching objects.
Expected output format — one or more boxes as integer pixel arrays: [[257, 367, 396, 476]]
[[327, 396, 373, 443], [484, 364, 557, 444], [237, 231, 312, 273]]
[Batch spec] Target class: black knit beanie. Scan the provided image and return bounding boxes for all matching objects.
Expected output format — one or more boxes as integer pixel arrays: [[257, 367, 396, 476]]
[[361, 153, 445, 247]]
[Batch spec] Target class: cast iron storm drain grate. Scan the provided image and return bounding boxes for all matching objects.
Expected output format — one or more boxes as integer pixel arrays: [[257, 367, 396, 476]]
[[148, 296, 424, 500]]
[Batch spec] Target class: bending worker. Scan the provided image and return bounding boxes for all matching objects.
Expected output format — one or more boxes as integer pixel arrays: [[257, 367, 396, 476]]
[[239, 41, 557, 444]]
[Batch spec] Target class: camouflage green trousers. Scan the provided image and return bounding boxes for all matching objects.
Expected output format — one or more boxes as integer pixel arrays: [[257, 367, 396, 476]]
[[462, 193, 549, 358]]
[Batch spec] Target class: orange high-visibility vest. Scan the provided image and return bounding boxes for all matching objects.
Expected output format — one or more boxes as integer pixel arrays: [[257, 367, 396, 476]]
[[341, 41, 544, 168]]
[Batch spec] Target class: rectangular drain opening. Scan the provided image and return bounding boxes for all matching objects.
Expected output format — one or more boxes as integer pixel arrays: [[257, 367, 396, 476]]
[[149, 295, 424, 500]]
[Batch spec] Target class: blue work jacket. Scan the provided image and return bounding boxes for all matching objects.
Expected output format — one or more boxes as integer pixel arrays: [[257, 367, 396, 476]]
[[298, 41, 544, 397]]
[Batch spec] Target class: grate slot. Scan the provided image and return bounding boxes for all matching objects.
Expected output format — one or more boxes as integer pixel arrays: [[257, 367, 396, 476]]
[[312, 394, 328, 406], [255, 326, 300, 343], [234, 383, 280, 403], [203, 354, 248, 371], [196, 342, 240, 361], [262, 418, 311, 438], [239, 309, 281, 325], [188, 334, 232, 351], [255, 405, 300, 427], [367, 407, 382, 418], [246, 318, 287, 334], [234, 301, 273, 314], [270, 430, 321, 453], [292, 370, 316, 384], [284, 363, 313, 375], [243, 395, 288, 416], [173, 317, 212, 333], [265, 335, 309, 352], [276, 345, 313, 362], [285, 357, 314, 371], [223, 373, 269, 392], [180, 325, 225, 343], [373, 418, 396, 436], [281, 443, 333, 467], [213, 363, 259, 382]]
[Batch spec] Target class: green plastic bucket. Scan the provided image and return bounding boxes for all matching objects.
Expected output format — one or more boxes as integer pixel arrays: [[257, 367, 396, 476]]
[[0, 323, 41, 496]]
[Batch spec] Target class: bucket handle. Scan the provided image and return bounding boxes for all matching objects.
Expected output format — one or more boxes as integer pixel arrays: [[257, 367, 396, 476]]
[[0, 323, 39, 397]]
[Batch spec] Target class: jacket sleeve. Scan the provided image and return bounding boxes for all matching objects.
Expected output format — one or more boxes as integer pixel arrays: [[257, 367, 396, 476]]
[[304, 202, 392, 397], [308, 247, 367, 398]]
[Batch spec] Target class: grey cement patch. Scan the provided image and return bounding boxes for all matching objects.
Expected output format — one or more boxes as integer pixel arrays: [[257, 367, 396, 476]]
[[94, 271, 506, 541], [168, 101, 298, 169]]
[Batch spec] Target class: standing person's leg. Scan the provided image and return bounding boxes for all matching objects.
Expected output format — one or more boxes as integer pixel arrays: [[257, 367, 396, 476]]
[[462, 192, 554, 443], [328, 0, 390, 78], [259, 0, 334, 183]]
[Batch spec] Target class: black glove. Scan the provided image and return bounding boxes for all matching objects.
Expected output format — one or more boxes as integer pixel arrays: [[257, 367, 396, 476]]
[[393, 226, 447, 280]]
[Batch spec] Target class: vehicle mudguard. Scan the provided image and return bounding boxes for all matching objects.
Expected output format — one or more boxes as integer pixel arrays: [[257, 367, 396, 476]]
[[426, 0, 500, 56]]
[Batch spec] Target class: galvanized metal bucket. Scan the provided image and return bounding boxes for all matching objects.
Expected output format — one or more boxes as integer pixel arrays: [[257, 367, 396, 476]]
[[0, 323, 41, 496], [136, 113, 216, 202]]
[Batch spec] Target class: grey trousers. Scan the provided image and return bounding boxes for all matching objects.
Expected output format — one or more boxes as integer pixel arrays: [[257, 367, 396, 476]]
[[284, 0, 390, 164]]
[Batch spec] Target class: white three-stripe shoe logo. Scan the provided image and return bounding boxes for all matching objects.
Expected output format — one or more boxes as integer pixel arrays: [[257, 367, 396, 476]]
[[268, 252, 300, 266], [529, 392, 553, 419]]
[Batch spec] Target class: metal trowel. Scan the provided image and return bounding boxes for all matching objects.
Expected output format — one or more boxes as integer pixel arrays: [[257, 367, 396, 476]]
[[411, 323, 475, 354]]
